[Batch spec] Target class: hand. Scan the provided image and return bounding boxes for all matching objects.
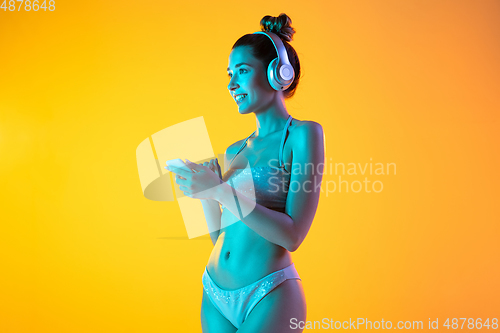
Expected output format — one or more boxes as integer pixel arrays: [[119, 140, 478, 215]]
[[165, 159, 224, 200], [200, 158, 222, 179]]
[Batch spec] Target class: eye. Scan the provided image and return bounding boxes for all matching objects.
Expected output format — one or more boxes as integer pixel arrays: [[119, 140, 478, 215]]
[[227, 68, 248, 78]]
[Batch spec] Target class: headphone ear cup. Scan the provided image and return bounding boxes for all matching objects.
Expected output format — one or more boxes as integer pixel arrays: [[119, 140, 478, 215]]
[[267, 57, 282, 91], [279, 63, 294, 82]]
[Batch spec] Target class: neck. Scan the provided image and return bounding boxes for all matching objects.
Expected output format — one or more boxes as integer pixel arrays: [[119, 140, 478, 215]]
[[254, 96, 290, 137]]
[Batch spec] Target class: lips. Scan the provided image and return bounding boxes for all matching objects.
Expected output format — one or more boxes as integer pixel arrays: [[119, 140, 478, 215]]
[[234, 94, 248, 103]]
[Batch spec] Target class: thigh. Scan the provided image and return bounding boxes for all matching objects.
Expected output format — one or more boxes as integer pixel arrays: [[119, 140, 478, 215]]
[[237, 279, 307, 333], [200, 289, 237, 333]]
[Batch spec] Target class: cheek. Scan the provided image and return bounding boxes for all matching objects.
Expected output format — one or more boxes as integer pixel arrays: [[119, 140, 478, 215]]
[[252, 75, 270, 92]]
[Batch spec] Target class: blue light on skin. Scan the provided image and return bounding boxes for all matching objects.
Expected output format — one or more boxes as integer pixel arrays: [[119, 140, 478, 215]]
[[227, 46, 286, 117]]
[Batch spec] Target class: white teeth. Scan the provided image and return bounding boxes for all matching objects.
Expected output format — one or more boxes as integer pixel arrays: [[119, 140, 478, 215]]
[[236, 94, 247, 102]]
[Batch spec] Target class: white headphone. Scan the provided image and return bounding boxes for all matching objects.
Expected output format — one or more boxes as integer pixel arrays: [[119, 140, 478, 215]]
[[253, 31, 295, 91]]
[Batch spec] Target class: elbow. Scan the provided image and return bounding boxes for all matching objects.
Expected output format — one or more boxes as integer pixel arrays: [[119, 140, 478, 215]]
[[285, 234, 302, 253]]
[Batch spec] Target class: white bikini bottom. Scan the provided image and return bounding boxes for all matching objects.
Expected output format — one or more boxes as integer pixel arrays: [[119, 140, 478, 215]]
[[202, 263, 301, 329]]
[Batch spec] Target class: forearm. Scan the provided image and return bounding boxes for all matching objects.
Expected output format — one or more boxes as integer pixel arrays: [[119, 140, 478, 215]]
[[214, 182, 297, 252], [200, 199, 221, 245]]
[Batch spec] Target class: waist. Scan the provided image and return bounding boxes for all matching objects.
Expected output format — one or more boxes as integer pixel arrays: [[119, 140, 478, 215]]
[[206, 228, 292, 289]]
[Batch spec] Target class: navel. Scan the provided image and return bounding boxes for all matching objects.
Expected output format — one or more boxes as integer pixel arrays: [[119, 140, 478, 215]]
[[224, 251, 230, 260]]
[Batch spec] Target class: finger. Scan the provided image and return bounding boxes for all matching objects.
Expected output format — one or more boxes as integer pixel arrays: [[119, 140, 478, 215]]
[[185, 159, 203, 171], [180, 188, 195, 198], [210, 160, 218, 173], [165, 165, 191, 176], [215, 158, 222, 177]]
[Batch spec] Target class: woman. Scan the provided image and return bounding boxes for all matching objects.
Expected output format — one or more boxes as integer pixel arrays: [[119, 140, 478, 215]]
[[166, 13, 324, 332]]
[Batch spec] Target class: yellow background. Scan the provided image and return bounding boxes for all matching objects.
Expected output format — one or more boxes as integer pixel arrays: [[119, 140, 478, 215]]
[[1, 0, 499, 331]]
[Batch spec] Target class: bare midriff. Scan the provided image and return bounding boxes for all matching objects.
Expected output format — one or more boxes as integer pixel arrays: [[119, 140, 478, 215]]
[[206, 208, 293, 290]]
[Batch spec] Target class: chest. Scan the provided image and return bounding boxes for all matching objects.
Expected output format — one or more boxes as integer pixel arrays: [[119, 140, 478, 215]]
[[230, 130, 294, 171]]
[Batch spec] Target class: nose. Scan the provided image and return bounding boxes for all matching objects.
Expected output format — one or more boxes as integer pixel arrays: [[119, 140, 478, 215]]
[[227, 75, 239, 92]]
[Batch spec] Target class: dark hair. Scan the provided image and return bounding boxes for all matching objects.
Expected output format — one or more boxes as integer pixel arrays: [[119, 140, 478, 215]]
[[232, 13, 301, 99]]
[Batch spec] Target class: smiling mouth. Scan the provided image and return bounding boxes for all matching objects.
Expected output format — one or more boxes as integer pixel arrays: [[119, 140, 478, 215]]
[[235, 94, 248, 103]]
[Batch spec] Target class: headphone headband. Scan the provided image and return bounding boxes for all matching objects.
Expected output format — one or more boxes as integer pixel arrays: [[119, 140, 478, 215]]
[[253, 31, 295, 91]]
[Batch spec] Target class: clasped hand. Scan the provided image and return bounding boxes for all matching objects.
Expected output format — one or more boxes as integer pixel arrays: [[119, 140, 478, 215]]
[[165, 159, 223, 200]]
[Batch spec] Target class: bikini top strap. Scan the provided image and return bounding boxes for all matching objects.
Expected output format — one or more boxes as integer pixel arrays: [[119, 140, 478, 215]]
[[228, 115, 292, 169], [228, 130, 257, 167], [279, 115, 293, 169]]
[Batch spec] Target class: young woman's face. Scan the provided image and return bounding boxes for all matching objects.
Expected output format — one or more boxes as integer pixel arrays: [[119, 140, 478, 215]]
[[227, 46, 276, 114]]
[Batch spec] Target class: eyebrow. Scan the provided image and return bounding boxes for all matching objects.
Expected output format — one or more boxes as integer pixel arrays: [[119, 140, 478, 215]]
[[227, 63, 252, 71]]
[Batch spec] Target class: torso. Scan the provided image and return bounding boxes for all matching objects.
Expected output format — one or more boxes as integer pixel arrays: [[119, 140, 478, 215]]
[[206, 117, 305, 290]]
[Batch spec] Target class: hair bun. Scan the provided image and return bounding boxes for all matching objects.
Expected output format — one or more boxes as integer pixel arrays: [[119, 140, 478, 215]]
[[260, 13, 296, 42]]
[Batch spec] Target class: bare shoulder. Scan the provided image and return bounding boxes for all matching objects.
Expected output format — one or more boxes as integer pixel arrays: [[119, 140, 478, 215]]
[[289, 119, 324, 142], [225, 139, 245, 156]]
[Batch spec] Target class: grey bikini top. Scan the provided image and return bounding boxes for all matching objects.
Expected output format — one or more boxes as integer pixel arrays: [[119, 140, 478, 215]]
[[221, 115, 293, 213]]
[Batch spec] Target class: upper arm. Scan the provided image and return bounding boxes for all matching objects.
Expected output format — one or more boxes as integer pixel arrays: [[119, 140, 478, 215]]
[[286, 121, 325, 249]]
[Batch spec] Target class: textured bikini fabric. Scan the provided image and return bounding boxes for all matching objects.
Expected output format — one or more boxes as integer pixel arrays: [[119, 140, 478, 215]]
[[220, 115, 293, 213], [220, 167, 290, 213], [202, 263, 301, 329]]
